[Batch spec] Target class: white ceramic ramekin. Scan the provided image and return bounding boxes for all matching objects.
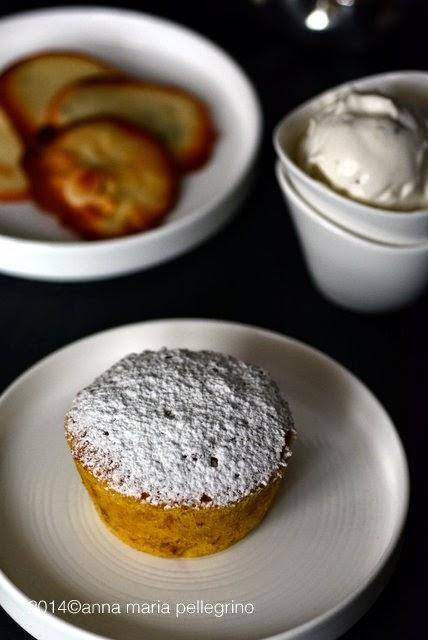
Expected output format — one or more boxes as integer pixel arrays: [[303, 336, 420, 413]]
[[276, 162, 428, 313], [274, 71, 428, 246]]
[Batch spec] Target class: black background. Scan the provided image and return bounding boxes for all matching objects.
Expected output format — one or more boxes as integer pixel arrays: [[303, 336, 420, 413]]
[[0, 2, 426, 639]]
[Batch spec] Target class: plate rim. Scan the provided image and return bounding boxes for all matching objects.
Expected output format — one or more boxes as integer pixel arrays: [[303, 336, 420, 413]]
[[0, 6, 262, 252], [0, 318, 410, 640]]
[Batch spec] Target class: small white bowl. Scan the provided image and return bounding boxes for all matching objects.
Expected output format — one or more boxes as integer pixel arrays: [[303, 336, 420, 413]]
[[276, 162, 428, 313], [0, 7, 261, 281], [274, 71, 428, 246]]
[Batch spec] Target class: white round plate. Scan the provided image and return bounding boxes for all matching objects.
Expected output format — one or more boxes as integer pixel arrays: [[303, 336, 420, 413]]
[[0, 8, 261, 281], [0, 319, 408, 640]]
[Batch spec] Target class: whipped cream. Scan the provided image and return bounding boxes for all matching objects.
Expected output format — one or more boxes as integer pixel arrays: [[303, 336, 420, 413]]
[[298, 91, 428, 210]]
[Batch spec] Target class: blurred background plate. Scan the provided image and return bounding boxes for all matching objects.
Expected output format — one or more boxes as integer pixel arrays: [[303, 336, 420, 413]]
[[0, 8, 261, 281], [0, 319, 409, 640]]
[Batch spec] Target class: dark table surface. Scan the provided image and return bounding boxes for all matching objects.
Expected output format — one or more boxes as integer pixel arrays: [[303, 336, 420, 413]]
[[0, 2, 426, 639]]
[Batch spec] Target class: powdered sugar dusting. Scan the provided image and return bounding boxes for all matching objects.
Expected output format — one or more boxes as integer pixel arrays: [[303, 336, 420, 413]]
[[65, 349, 295, 507]]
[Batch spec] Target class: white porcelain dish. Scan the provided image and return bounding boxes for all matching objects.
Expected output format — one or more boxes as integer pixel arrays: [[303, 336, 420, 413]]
[[276, 162, 428, 312], [0, 319, 409, 640], [0, 7, 261, 281], [274, 71, 428, 246]]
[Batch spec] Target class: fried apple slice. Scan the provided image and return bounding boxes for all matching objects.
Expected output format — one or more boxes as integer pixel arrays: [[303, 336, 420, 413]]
[[0, 106, 29, 200], [48, 77, 216, 171], [22, 118, 178, 239], [0, 51, 116, 138]]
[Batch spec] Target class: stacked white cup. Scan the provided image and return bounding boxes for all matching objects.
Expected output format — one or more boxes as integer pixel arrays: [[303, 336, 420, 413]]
[[273, 71, 428, 313]]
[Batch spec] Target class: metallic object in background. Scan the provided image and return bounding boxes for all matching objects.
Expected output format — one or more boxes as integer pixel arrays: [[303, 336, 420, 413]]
[[253, 0, 411, 50]]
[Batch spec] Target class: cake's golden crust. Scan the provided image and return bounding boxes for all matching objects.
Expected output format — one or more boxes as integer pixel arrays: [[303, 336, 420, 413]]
[[73, 458, 284, 558], [64, 347, 296, 558]]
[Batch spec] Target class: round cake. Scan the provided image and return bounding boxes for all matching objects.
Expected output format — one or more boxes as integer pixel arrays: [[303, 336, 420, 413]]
[[65, 348, 296, 557]]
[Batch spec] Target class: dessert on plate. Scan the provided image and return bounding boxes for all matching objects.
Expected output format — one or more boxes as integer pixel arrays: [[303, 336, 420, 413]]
[[65, 348, 296, 558]]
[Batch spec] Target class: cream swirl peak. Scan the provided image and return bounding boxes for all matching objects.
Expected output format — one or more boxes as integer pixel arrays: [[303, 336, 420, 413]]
[[298, 91, 428, 210]]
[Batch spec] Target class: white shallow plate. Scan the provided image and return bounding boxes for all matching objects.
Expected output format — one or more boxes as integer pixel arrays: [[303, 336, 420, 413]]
[[0, 8, 261, 281], [0, 319, 409, 640]]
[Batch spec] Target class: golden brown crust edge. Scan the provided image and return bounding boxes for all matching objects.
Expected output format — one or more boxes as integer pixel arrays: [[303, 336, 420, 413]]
[[0, 50, 119, 140], [0, 107, 30, 201], [47, 76, 217, 172], [22, 117, 179, 240]]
